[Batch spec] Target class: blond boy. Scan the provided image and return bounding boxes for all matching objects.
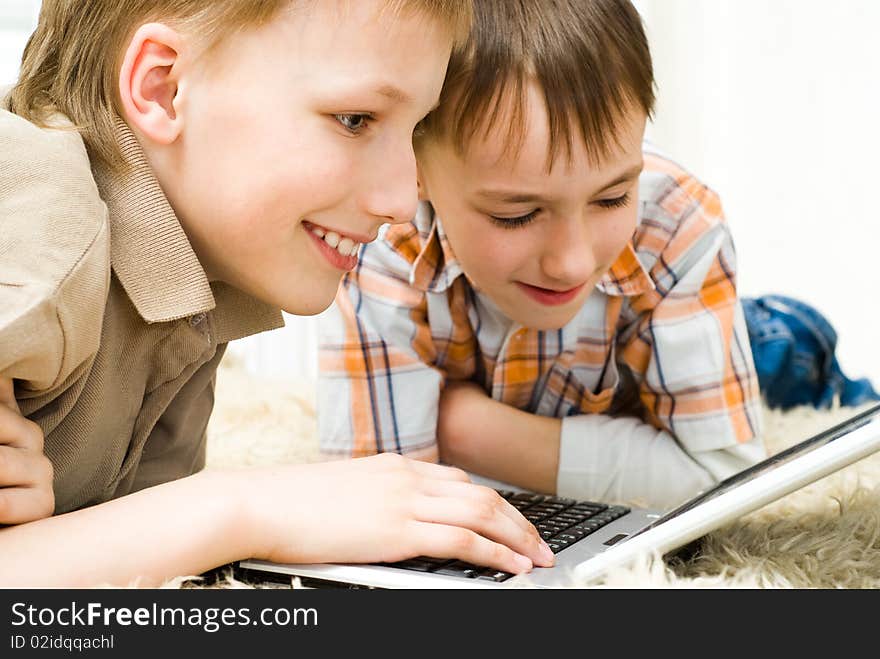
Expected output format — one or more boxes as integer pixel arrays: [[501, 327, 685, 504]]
[[0, 0, 553, 586]]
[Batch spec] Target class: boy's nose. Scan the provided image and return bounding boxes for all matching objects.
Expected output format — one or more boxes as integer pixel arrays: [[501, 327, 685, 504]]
[[361, 139, 419, 225], [539, 219, 597, 285]]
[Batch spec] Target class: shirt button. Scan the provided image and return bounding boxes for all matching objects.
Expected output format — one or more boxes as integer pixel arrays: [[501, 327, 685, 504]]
[[190, 313, 207, 327]]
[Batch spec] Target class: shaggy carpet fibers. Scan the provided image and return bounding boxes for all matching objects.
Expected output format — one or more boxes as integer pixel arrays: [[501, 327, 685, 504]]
[[178, 357, 880, 589]]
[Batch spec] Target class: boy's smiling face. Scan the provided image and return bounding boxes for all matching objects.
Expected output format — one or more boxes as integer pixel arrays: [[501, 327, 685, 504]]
[[417, 80, 647, 331], [127, 1, 454, 315]]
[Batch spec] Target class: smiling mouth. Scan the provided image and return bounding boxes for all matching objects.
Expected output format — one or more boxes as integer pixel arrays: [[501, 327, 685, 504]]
[[516, 281, 586, 306], [304, 221, 365, 258]]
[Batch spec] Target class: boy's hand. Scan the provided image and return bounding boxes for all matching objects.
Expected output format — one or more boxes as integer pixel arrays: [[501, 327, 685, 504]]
[[0, 378, 55, 524], [240, 453, 555, 575]]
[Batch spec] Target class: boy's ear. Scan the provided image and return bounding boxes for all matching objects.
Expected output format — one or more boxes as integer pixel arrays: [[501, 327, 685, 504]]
[[118, 23, 187, 145]]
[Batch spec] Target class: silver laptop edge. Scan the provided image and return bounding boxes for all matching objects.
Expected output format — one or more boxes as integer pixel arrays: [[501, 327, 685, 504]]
[[573, 408, 880, 583]]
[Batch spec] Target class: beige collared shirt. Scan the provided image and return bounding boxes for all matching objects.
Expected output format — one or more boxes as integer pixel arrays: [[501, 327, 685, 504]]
[[0, 104, 283, 514]]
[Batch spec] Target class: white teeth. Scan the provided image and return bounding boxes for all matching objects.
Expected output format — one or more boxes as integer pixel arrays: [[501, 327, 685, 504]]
[[311, 225, 362, 258], [337, 237, 355, 255]]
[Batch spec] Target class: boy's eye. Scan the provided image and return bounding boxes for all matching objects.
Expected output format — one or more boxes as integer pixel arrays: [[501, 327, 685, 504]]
[[595, 193, 631, 209], [334, 113, 373, 134], [488, 210, 539, 229]]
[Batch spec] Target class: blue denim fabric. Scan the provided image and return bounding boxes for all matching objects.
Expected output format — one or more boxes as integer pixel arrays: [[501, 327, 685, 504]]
[[742, 295, 880, 410]]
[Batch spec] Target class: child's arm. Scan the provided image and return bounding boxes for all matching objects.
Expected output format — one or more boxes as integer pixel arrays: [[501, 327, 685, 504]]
[[437, 380, 762, 509], [0, 453, 553, 587], [0, 378, 55, 523]]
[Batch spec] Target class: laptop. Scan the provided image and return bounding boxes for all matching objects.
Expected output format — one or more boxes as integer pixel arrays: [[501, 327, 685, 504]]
[[239, 403, 880, 588]]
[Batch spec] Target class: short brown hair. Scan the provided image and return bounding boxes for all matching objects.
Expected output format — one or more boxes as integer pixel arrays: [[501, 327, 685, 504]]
[[417, 0, 655, 168], [8, 0, 472, 170]]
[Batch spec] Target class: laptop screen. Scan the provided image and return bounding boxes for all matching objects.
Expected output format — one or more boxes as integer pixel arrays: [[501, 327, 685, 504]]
[[635, 402, 880, 535]]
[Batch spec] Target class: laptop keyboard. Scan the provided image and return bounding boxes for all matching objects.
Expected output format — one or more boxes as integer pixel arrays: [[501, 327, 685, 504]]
[[384, 491, 630, 583]]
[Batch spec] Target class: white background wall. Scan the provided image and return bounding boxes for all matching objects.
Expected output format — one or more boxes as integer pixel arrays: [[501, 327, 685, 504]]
[[3, 0, 878, 384], [0, 1, 35, 85], [638, 0, 880, 383]]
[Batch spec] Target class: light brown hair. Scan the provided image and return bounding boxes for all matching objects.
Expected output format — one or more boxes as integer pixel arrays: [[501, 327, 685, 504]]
[[8, 0, 472, 170], [417, 0, 655, 168]]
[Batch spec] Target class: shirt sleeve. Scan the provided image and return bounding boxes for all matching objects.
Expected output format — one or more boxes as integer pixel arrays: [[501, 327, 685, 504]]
[[317, 236, 444, 461], [0, 109, 109, 393], [557, 414, 766, 509], [556, 172, 766, 508]]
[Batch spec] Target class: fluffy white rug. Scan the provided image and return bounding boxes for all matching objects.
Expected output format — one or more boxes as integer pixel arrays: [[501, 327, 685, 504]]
[[184, 357, 880, 589]]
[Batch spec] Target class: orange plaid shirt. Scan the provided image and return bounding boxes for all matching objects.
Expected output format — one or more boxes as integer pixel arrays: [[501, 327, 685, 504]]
[[318, 146, 764, 504]]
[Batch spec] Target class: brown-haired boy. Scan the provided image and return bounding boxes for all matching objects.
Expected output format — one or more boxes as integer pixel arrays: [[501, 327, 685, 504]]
[[319, 0, 767, 512], [0, 0, 554, 586]]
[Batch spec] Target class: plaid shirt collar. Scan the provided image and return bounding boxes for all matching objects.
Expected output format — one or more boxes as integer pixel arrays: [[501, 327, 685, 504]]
[[409, 201, 655, 297]]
